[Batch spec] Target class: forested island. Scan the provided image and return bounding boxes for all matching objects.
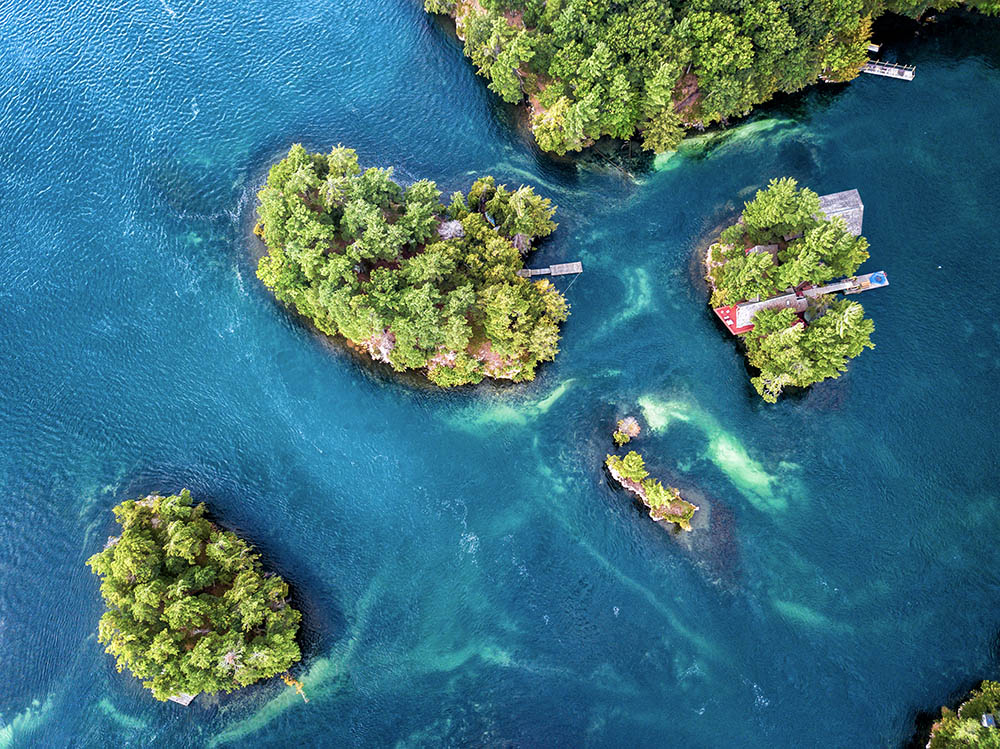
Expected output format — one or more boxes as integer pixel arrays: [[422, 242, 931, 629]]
[[926, 681, 1000, 747], [255, 145, 569, 386], [87, 491, 302, 702], [424, 0, 997, 155], [606, 451, 698, 530], [706, 178, 884, 402]]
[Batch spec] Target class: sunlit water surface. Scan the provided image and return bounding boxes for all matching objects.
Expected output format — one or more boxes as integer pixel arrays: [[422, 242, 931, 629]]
[[1, 2, 999, 746]]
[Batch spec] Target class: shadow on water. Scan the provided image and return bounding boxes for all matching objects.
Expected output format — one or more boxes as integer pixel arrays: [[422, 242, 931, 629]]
[[904, 678, 987, 749], [231, 149, 579, 399], [414, 1, 1000, 192]]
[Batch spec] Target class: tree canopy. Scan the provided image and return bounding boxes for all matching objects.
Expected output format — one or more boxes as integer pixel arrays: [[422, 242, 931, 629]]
[[709, 178, 870, 305], [255, 144, 569, 386], [86, 490, 302, 701], [928, 680, 1000, 748], [707, 178, 877, 402], [426, 0, 996, 155]]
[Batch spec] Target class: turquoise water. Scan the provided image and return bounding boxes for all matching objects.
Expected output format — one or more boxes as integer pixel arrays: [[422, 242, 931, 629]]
[[1, 2, 999, 746]]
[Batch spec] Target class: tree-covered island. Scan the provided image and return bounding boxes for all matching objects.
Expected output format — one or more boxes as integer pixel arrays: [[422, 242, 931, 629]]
[[255, 145, 569, 386], [926, 680, 1000, 747], [606, 451, 698, 530], [87, 490, 302, 702], [706, 178, 887, 402], [424, 0, 997, 155]]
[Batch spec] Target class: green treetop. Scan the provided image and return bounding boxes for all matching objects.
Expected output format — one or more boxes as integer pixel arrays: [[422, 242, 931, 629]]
[[86, 490, 302, 701], [710, 177, 870, 306], [928, 680, 1000, 748], [255, 145, 569, 386], [744, 301, 874, 402], [426, 0, 996, 156]]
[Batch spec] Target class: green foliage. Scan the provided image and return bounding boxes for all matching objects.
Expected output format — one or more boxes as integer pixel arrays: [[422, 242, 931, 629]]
[[929, 681, 1000, 748], [744, 300, 874, 401], [425, 0, 992, 153], [606, 450, 649, 484], [612, 416, 640, 446], [741, 177, 821, 245], [708, 178, 867, 305], [86, 490, 302, 701], [255, 146, 568, 386]]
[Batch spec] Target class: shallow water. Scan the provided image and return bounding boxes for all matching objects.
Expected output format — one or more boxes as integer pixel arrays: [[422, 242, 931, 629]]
[[1, 2, 999, 746]]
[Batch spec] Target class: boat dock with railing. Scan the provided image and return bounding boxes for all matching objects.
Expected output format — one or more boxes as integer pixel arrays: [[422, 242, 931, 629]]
[[516, 261, 583, 278], [714, 272, 889, 335], [862, 60, 915, 80]]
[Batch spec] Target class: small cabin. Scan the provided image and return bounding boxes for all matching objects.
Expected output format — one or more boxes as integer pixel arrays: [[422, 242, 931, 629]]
[[817, 190, 864, 236]]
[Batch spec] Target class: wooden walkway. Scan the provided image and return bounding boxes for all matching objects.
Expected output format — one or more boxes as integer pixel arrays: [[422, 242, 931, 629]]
[[862, 60, 915, 80], [516, 261, 583, 278], [715, 271, 889, 334]]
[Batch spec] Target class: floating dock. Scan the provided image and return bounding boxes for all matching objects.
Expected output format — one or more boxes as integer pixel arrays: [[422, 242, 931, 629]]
[[516, 261, 583, 278], [714, 271, 889, 335], [168, 693, 196, 706], [862, 60, 915, 80]]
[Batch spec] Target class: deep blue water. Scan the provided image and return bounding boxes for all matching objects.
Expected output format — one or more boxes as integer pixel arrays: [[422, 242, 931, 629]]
[[1, 2, 999, 746]]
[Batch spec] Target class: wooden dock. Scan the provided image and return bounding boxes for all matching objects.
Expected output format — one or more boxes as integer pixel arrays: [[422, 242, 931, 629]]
[[516, 261, 583, 278], [714, 271, 889, 335], [862, 60, 915, 80]]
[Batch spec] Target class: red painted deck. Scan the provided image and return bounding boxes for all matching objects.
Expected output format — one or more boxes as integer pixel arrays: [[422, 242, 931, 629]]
[[714, 306, 807, 335], [713, 305, 755, 334]]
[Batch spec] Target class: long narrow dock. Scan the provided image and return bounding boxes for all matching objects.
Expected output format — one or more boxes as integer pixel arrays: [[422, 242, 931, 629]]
[[516, 261, 583, 278], [714, 271, 889, 335], [862, 60, 915, 80]]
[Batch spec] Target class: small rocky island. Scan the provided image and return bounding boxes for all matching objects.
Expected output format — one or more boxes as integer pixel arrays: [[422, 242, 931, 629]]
[[706, 178, 888, 402], [255, 145, 569, 386], [613, 416, 641, 446], [606, 451, 698, 531], [87, 490, 302, 703]]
